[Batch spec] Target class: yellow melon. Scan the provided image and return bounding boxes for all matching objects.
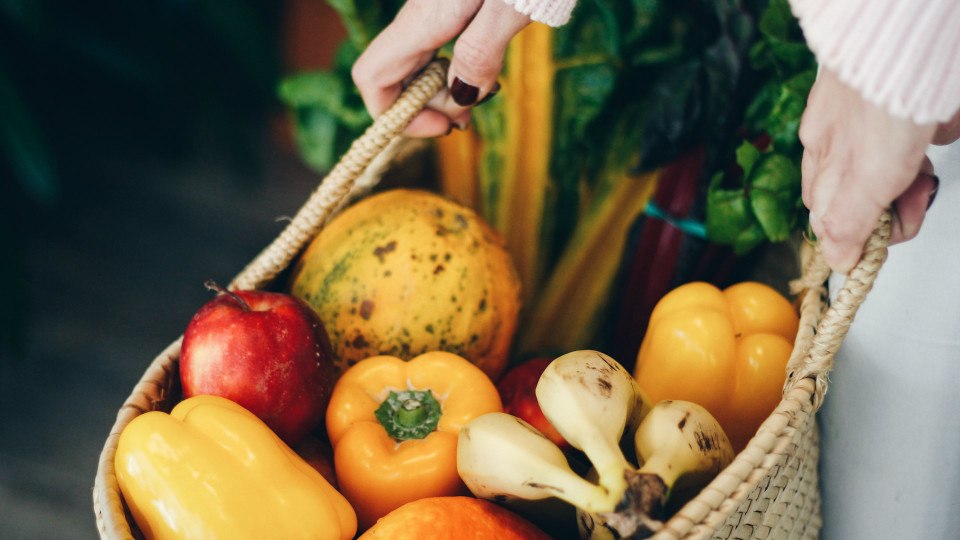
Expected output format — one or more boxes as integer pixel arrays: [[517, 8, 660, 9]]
[[289, 189, 521, 379]]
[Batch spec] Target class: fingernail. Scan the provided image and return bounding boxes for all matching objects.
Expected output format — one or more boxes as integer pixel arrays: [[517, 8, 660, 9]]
[[477, 82, 501, 106], [927, 175, 940, 210], [450, 77, 479, 106]]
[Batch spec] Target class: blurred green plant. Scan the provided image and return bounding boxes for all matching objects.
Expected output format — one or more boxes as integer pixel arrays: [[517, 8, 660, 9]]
[[0, 0, 284, 360]]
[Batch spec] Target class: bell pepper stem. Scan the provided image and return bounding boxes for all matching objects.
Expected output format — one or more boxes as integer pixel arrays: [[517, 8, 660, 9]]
[[397, 399, 427, 427], [375, 390, 442, 441]]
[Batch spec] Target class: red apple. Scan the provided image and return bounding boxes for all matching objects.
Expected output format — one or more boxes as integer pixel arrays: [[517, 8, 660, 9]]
[[497, 357, 570, 450], [180, 282, 337, 444]]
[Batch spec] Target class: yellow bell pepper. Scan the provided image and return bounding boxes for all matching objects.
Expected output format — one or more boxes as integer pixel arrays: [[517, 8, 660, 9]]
[[326, 351, 502, 531], [115, 395, 356, 540], [633, 282, 799, 451]]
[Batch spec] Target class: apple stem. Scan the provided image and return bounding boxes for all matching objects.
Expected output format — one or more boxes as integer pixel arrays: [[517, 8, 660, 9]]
[[204, 279, 252, 312]]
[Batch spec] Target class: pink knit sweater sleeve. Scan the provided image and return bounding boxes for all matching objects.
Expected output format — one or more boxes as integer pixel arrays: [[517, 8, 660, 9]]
[[789, 0, 960, 124], [501, 0, 576, 27]]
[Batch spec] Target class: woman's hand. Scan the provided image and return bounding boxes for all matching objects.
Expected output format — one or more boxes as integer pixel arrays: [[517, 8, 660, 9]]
[[798, 68, 945, 274], [351, 0, 531, 138]]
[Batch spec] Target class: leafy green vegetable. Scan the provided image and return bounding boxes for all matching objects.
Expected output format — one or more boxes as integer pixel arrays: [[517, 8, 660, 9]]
[[749, 0, 815, 75], [278, 42, 370, 173], [749, 153, 801, 241], [706, 173, 767, 254], [326, 0, 404, 49], [705, 0, 814, 251], [283, 0, 816, 258]]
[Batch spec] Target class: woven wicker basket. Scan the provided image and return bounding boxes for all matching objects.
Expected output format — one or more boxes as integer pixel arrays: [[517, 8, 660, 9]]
[[92, 61, 890, 540]]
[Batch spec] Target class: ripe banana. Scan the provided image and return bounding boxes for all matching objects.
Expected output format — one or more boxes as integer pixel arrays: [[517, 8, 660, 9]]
[[535, 350, 651, 498], [535, 350, 661, 538], [634, 400, 733, 516], [458, 352, 732, 540], [457, 412, 614, 510], [577, 400, 734, 539]]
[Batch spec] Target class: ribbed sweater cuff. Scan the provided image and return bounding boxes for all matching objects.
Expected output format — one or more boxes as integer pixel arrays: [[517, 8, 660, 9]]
[[790, 0, 960, 124], [501, 0, 575, 27]]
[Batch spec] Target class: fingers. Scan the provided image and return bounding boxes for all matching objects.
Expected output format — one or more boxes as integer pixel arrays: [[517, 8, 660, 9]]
[[352, 0, 482, 137], [933, 108, 960, 145], [423, 0, 530, 130], [890, 157, 938, 245], [799, 68, 937, 274], [448, 0, 529, 106], [808, 171, 888, 275], [351, 0, 528, 138]]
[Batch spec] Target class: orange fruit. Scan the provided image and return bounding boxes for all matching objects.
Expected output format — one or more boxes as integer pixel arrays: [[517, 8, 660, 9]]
[[358, 497, 551, 540]]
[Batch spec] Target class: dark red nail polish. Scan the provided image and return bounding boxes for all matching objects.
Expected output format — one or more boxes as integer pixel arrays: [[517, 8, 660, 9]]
[[450, 77, 479, 106], [477, 82, 501, 106], [927, 175, 940, 210]]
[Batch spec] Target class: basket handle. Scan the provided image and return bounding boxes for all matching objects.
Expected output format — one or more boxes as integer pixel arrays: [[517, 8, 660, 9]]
[[229, 60, 448, 291], [783, 210, 892, 409]]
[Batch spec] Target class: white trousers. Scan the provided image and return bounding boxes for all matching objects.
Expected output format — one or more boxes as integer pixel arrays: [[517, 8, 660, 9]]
[[820, 141, 960, 539]]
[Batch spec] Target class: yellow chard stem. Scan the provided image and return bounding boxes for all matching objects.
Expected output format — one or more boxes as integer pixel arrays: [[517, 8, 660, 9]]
[[521, 169, 660, 353], [497, 23, 554, 306], [436, 127, 480, 210]]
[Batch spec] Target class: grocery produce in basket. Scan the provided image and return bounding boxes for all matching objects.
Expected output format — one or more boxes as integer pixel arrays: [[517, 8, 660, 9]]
[[634, 281, 799, 450], [578, 400, 734, 539], [114, 395, 356, 540], [179, 284, 337, 445], [289, 189, 521, 380], [326, 351, 502, 530], [458, 351, 652, 537], [458, 350, 734, 538]]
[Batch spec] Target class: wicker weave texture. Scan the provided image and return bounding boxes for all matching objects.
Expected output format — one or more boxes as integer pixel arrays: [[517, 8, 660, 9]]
[[92, 60, 891, 540]]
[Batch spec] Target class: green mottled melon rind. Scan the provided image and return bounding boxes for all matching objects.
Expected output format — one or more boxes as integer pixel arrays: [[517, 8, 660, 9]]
[[289, 189, 521, 380]]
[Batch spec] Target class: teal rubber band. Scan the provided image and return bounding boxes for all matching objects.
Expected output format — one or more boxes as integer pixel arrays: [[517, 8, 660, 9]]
[[644, 201, 708, 239]]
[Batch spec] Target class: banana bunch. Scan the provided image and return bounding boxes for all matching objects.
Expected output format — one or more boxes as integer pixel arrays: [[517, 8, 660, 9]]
[[457, 350, 734, 539], [578, 400, 734, 539]]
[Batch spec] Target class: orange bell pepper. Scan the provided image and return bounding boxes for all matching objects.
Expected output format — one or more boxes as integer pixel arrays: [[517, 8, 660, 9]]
[[326, 351, 502, 530], [633, 282, 798, 451], [115, 395, 356, 540]]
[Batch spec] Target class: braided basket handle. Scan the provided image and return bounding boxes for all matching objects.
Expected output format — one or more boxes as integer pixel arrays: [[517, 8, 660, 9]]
[[228, 60, 448, 291], [784, 210, 893, 409]]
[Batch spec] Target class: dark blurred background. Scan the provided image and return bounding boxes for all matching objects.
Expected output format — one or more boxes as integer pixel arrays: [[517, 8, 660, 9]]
[[0, 1, 345, 536]]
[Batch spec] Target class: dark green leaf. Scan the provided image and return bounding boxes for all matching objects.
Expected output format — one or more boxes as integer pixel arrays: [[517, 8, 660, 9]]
[[636, 60, 701, 169], [766, 69, 814, 152], [706, 173, 767, 254], [735, 140, 762, 178], [756, 0, 796, 41], [749, 153, 801, 241], [326, 0, 403, 49], [750, 0, 815, 75], [279, 64, 371, 173], [744, 79, 778, 132]]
